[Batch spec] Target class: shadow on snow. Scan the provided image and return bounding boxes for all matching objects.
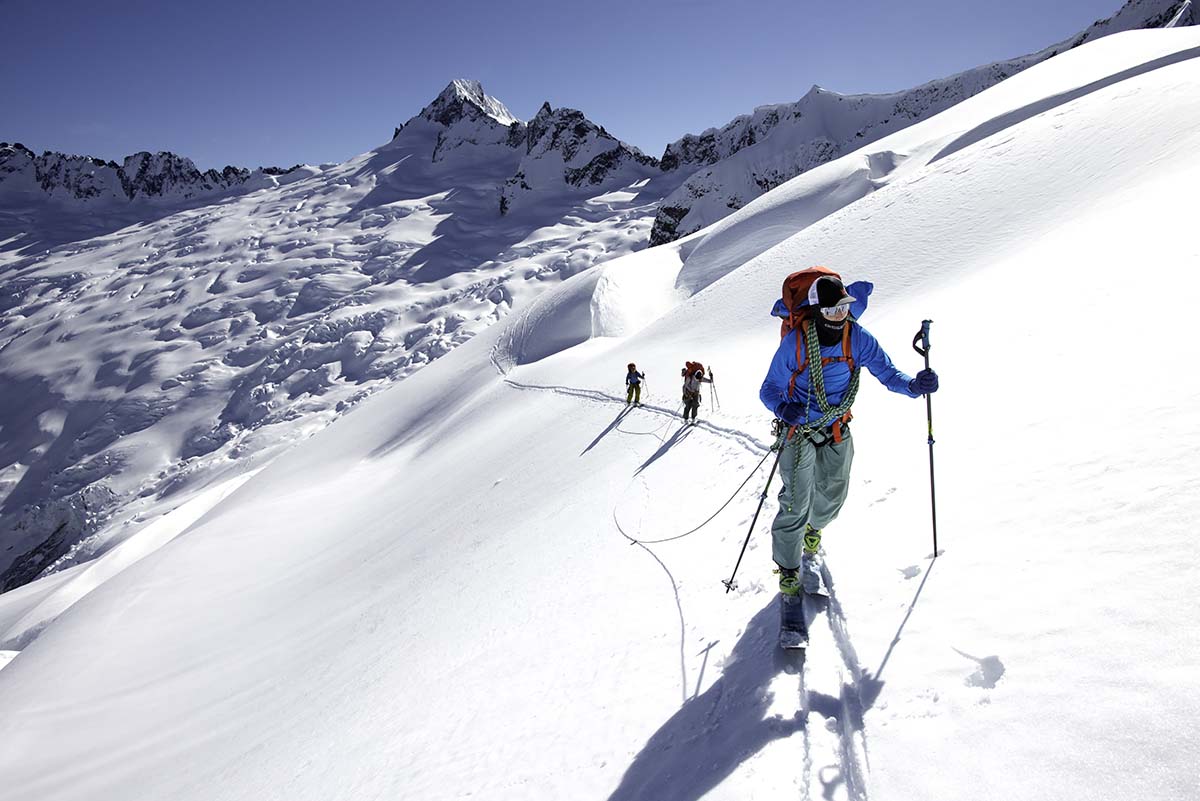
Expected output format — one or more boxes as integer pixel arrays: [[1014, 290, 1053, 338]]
[[605, 600, 803, 801], [633, 425, 693, 477]]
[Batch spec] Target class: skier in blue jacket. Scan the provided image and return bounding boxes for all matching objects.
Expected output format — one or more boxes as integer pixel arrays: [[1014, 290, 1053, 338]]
[[625, 363, 646, 406], [760, 274, 938, 596]]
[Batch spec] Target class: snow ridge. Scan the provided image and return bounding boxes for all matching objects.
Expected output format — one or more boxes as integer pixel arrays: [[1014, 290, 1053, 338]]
[[648, 0, 1198, 244]]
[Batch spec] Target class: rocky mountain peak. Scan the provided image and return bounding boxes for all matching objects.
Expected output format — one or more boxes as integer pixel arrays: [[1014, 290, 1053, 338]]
[[419, 79, 519, 128], [524, 103, 625, 161]]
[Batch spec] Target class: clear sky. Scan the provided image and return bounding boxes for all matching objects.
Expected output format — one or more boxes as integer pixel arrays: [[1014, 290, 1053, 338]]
[[1, 0, 1133, 170]]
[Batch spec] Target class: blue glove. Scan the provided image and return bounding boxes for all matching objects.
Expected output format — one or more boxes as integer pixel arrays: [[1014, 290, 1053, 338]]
[[908, 368, 939, 395], [775, 401, 806, 425]]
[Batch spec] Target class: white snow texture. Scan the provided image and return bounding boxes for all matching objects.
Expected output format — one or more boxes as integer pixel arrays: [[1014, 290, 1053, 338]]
[[2, 17, 1200, 801]]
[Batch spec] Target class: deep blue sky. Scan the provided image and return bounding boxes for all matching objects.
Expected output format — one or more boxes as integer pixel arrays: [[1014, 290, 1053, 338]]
[[2, 0, 1132, 170]]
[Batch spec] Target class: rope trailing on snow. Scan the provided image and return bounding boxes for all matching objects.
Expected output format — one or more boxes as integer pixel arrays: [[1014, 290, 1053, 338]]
[[620, 445, 774, 545]]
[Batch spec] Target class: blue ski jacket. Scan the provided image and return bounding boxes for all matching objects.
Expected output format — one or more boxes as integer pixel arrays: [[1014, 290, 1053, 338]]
[[626, 370, 645, 386], [759, 322, 920, 424]]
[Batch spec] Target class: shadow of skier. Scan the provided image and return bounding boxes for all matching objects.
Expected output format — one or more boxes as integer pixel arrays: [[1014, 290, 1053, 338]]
[[580, 407, 633, 456], [605, 600, 804, 801], [632, 424, 693, 477]]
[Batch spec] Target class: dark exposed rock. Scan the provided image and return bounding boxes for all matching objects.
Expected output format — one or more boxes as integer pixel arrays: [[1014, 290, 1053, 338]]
[[565, 146, 657, 187], [648, 206, 691, 247], [0, 484, 117, 592]]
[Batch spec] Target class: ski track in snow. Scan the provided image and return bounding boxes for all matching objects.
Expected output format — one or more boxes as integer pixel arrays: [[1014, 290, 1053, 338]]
[[497, 357, 884, 799], [819, 570, 876, 801], [496, 375, 770, 458]]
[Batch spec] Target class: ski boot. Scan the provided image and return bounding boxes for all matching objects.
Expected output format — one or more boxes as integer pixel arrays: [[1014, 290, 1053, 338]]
[[776, 566, 800, 596]]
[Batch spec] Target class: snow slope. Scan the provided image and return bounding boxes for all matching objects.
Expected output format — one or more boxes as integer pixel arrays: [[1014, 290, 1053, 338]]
[[2, 27, 1200, 801]]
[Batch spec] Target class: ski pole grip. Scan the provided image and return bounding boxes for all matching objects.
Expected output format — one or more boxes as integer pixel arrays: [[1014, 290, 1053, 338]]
[[912, 319, 932, 358]]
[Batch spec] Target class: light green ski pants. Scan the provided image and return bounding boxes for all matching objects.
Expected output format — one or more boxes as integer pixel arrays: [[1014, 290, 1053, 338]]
[[771, 430, 855, 570]]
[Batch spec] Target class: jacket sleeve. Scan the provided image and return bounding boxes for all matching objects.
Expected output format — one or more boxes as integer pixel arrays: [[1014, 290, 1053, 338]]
[[759, 332, 798, 415], [855, 326, 920, 398]]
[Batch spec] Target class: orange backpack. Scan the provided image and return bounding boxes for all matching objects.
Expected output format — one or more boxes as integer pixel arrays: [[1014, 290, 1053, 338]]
[[681, 360, 705, 378], [776, 266, 840, 339]]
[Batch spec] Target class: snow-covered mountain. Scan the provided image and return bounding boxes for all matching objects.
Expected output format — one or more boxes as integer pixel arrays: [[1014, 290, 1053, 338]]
[[648, 0, 1198, 244], [1, 26, 1198, 801], [0, 80, 673, 591], [398, 79, 660, 214]]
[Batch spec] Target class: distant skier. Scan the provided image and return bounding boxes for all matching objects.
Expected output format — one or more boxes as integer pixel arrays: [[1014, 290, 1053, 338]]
[[761, 269, 938, 598], [681, 361, 712, 424], [625, 363, 646, 406]]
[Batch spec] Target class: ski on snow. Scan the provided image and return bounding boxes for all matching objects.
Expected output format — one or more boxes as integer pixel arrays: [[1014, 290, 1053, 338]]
[[779, 571, 829, 650]]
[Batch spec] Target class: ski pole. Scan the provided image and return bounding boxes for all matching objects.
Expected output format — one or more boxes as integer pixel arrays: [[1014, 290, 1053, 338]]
[[911, 320, 939, 558], [723, 426, 791, 592]]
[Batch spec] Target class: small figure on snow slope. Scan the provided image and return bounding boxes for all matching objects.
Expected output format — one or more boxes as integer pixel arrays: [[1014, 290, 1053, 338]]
[[681, 361, 712, 424], [760, 268, 939, 598], [625, 363, 646, 406]]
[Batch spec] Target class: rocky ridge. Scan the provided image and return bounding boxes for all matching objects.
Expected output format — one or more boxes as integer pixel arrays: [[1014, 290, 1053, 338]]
[[0, 141, 304, 205]]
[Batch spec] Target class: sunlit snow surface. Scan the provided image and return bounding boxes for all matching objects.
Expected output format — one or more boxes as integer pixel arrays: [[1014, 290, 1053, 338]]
[[1, 28, 1200, 801]]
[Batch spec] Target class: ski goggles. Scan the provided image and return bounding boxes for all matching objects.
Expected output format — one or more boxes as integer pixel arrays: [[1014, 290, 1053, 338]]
[[819, 303, 851, 320]]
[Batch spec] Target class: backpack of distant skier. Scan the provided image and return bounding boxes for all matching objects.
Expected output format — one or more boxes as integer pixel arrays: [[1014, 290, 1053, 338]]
[[769, 267, 873, 442], [681, 360, 705, 379]]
